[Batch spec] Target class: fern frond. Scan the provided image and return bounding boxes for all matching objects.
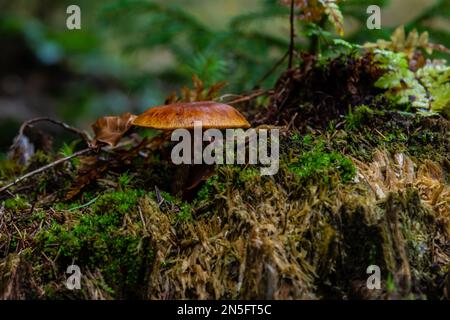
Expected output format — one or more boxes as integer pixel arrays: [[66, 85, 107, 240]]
[[320, 0, 345, 37], [365, 26, 450, 60], [372, 49, 450, 115]]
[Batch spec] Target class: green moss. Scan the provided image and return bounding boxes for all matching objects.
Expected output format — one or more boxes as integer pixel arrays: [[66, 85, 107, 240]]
[[58, 141, 81, 167], [196, 174, 226, 202], [31, 210, 47, 222], [27, 150, 53, 169], [3, 195, 29, 211], [386, 273, 396, 293], [344, 105, 376, 131], [177, 203, 193, 222], [159, 190, 175, 203], [36, 189, 153, 298], [288, 137, 356, 184], [332, 108, 449, 163], [118, 171, 134, 190], [237, 167, 260, 184], [0, 160, 22, 180]]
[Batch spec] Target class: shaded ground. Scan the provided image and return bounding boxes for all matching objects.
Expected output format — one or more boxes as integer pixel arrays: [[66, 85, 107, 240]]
[[0, 51, 449, 300]]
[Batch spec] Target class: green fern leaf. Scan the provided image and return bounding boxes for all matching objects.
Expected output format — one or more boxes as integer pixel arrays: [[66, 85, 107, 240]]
[[320, 0, 345, 36]]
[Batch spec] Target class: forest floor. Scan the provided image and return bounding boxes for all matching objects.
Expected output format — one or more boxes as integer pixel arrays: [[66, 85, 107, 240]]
[[0, 50, 449, 300]]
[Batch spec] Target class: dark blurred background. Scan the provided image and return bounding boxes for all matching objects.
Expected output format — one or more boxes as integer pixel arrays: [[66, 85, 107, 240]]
[[0, 0, 448, 155]]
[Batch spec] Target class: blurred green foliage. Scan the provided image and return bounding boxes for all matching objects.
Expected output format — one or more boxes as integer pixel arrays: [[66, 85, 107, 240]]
[[0, 0, 448, 145]]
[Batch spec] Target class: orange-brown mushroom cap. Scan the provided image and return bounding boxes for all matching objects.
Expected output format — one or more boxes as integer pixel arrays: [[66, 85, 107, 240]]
[[132, 101, 251, 130]]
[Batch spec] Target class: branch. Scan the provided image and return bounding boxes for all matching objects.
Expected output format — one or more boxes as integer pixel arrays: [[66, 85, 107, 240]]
[[13, 117, 93, 149], [0, 137, 142, 196], [227, 89, 271, 105]]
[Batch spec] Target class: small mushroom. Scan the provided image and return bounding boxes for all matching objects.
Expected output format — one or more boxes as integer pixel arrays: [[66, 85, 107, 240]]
[[132, 101, 251, 197]]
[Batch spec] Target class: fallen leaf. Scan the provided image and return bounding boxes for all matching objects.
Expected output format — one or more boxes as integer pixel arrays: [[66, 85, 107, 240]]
[[92, 112, 137, 147]]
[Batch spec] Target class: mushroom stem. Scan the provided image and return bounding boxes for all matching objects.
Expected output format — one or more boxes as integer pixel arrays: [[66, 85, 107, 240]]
[[171, 129, 202, 196]]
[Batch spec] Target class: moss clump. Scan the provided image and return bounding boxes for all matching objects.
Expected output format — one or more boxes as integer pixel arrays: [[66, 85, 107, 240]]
[[196, 174, 226, 202], [288, 135, 356, 184], [0, 160, 22, 181], [237, 167, 260, 183], [344, 105, 377, 131], [36, 190, 153, 298], [176, 203, 193, 223], [3, 195, 29, 211], [333, 109, 449, 163]]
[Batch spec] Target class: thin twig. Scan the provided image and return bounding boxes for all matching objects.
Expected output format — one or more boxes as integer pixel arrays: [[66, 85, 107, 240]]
[[0, 148, 91, 195], [217, 93, 241, 102], [5, 189, 15, 198], [14, 117, 92, 148], [227, 89, 271, 105], [288, 0, 295, 69], [286, 112, 298, 131], [0, 137, 151, 197], [29, 197, 37, 215], [138, 205, 147, 231]]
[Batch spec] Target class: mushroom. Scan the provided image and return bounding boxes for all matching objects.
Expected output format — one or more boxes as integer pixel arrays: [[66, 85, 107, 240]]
[[132, 101, 250, 130], [132, 101, 250, 197]]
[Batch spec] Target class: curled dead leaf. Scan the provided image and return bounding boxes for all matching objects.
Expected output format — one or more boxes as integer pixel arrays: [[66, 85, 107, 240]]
[[92, 112, 137, 147]]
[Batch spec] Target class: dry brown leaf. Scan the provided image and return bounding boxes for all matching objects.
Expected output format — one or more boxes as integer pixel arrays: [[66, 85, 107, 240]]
[[92, 112, 137, 147], [165, 75, 227, 104]]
